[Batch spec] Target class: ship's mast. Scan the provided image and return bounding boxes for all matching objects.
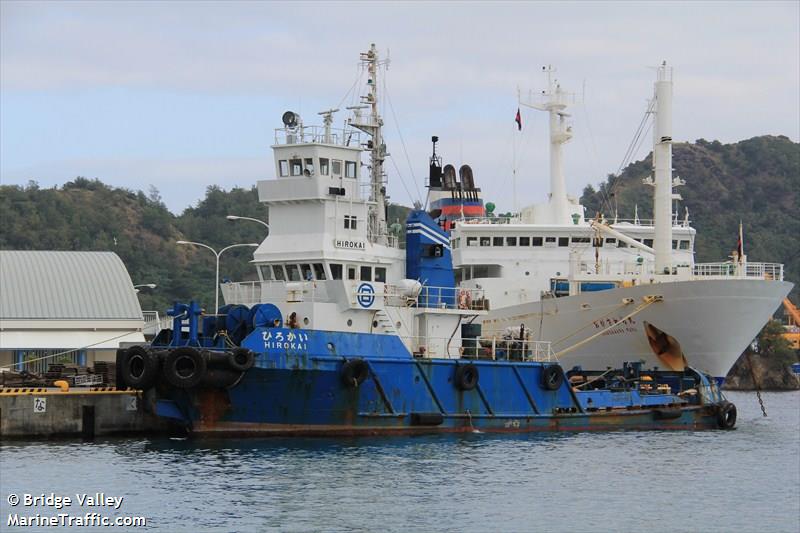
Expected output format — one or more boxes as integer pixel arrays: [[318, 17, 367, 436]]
[[645, 62, 682, 275], [349, 43, 389, 244], [520, 66, 574, 225]]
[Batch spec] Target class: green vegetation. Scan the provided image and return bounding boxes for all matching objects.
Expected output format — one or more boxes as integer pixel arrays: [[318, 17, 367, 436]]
[[580, 135, 799, 300]]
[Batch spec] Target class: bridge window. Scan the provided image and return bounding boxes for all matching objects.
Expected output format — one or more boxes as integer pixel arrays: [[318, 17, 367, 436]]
[[618, 241, 628, 248], [313, 263, 326, 280], [605, 238, 617, 245], [273, 265, 286, 281], [279, 160, 289, 177], [532, 237, 543, 246], [320, 158, 330, 175], [330, 263, 343, 280], [360, 266, 372, 281], [558, 237, 569, 247], [375, 267, 386, 283], [644, 239, 654, 247], [519, 237, 530, 246], [467, 237, 477, 247], [259, 265, 274, 281], [304, 158, 315, 175], [332, 160, 342, 176], [479, 237, 490, 246], [493, 237, 503, 246], [347, 265, 357, 280], [506, 237, 517, 246], [345, 161, 357, 178], [301, 264, 313, 281], [679, 240, 690, 250], [286, 264, 301, 282], [290, 159, 303, 176], [571, 237, 590, 243]]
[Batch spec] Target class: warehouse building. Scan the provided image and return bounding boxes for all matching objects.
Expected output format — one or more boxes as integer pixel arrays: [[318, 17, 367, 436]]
[[0, 251, 145, 373]]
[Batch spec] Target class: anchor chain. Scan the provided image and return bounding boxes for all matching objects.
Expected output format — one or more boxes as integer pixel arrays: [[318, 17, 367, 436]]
[[746, 351, 767, 417]]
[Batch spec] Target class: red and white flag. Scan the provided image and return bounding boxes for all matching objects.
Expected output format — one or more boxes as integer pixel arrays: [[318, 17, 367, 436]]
[[515, 108, 522, 131]]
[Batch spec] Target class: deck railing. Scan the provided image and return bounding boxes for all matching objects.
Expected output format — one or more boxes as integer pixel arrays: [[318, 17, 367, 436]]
[[692, 262, 784, 281], [403, 335, 554, 362], [375, 284, 487, 311]]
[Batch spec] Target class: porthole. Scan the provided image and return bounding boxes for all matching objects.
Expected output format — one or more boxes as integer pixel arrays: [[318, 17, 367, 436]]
[[303, 317, 310, 325], [372, 320, 379, 328], [347, 319, 353, 327]]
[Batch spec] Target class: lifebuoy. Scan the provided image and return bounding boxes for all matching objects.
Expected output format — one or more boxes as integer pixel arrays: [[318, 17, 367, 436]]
[[541, 365, 564, 391], [341, 358, 369, 387], [716, 401, 737, 430], [227, 348, 255, 372], [121, 346, 160, 390], [164, 347, 207, 389], [454, 363, 479, 391]]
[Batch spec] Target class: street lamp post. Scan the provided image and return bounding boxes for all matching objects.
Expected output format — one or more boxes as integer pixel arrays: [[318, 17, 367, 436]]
[[133, 283, 157, 293], [226, 215, 270, 233], [176, 241, 259, 312]]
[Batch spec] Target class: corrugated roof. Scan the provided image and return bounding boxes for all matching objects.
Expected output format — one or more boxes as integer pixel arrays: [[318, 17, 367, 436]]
[[0, 251, 143, 320]]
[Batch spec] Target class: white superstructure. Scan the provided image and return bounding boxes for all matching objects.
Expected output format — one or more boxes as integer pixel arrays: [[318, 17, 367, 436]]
[[451, 63, 792, 379]]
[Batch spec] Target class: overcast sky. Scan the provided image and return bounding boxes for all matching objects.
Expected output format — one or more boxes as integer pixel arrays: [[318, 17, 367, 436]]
[[2, 1, 798, 214]]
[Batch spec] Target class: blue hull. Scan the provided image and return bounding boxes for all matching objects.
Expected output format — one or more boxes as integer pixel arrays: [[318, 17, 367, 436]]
[[151, 328, 729, 436]]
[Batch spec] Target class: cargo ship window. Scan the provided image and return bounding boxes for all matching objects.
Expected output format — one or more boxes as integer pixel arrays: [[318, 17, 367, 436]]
[[467, 237, 477, 247], [330, 263, 343, 280], [273, 265, 287, 281], [259, 265, 274, 281], [301, 264, 313, 281], [519, 236, 530, 246], [463, 268, 472, 280], [345, 161, 357, 178], [506, 237, 517, 246], [532, 237, 543, 246], [644, 239, 654, 247], [279, 160, 289, 177], [344, 215, 358, 230], [545, 236, 556, 243], [360, 266, 372, 281], [605, 238, 617, 245], [290, 159, 303, 176], [375, 267, 387, 283], [313, 263, 326, 280], [571, 237, 591, 243], [480, 237, 491, 246], [558, 237, 569, 247], [618, 241, 628, 248], [347, 265, 357, 280], [286, 264, 301, 281], [304, 158, 315, 175], [473, 265, 489, 278], [332, 160, 342, 176], [493, 237, 503, 246], [320, 158, 330, 175], [679, 240, 690, 250]]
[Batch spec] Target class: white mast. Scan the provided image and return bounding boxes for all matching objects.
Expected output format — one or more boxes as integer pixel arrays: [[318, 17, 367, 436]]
[[520, 66, 574, 225], [650, 62, 674, 274], [349, 43, 389, 244]]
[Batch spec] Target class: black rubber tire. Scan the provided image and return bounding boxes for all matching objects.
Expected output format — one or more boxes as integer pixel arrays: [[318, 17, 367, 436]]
[[163, 347, 207, 389], [454, 363, 479, 391], [227, 348, 255, 372], [121, 346, 160, 390], [717, 401, 737, 430], [541, 365, 564, 391], [115, 348, 128, 388], [341, 358, 370, 387]]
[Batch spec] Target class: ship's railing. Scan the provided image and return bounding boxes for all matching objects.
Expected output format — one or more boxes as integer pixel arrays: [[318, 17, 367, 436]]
[[220, 280, 334, 306], [403, 335, 554, 362], [378, 284, 487, 311], [274, 125, 362, 146], [692, 262, 784, 281], [142, 311, 172, 337], [454, 216, 691, 228]]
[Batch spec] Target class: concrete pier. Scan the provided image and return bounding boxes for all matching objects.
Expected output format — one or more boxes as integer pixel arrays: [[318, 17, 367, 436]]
[[0, 388, 169, 439]]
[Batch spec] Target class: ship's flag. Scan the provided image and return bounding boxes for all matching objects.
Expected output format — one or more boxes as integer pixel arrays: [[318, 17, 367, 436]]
[[515, 108, 522, 131], [737, 220, 744, 263]]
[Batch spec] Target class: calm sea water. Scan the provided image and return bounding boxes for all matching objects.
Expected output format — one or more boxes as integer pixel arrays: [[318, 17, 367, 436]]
[[1, 391, 798, 533]]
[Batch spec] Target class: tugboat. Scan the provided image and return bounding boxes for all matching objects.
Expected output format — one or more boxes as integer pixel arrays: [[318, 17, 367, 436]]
[[120, 209, 736, 435], [117, 45, 736, 435]]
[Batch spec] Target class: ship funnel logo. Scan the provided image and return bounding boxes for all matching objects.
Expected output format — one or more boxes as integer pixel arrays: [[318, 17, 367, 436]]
[[357, 283, 375, 308]]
